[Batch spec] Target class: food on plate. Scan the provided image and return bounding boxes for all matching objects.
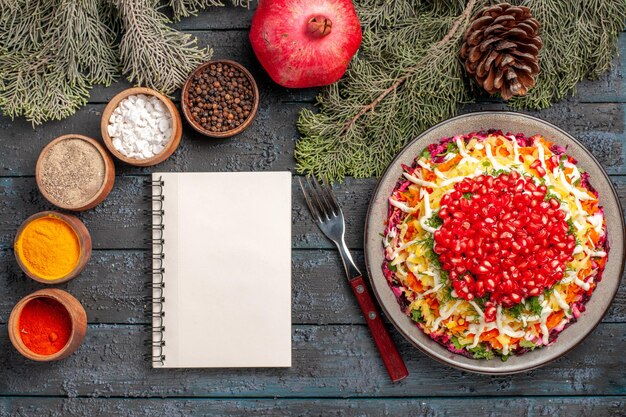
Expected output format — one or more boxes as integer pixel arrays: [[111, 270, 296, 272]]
[[382, 130, 608, 359]]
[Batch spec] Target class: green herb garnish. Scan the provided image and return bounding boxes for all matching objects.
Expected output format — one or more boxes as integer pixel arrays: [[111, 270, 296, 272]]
[[566, 218, 576, 235], [506, 303, 524, 320], [490, 168, 509, 177], [519, 339, 537, 350], [410, 308, 424, 323], [527, 296, 543, 316], [463, 192, 473, 199], [425, 210, 443, 229], [451, 336, 466, 350], [437, 142, 458, 157], [470, 345, 495, 360]]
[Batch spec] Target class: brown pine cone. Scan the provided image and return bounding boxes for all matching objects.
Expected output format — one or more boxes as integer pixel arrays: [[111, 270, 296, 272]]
[[460, 3, 542, 100]]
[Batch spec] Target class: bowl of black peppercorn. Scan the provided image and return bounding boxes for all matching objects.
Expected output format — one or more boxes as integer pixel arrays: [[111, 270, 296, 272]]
[[181, 60, 259, 138]]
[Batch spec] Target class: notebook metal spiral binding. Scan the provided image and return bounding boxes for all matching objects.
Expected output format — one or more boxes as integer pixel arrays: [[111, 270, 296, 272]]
[[148, 177, 166, 365]]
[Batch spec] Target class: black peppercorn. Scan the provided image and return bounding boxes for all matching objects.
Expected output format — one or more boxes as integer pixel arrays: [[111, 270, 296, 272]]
[[186, 63, 255, 133]]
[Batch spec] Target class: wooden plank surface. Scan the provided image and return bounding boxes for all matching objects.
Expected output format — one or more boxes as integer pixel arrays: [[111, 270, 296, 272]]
[[1, 397, 624, 417], [0, 248, 623, 326], [0, 323, 623, 397], [4, 99, 623, 177], [0, 5, 624, 416], [0, 175, 624, 251]]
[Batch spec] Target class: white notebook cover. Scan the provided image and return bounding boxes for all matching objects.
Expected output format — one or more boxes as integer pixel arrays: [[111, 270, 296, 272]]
[[152, 172, 292, 368]]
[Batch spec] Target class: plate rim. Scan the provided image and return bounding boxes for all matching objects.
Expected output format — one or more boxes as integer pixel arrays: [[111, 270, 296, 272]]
[[363, 111, 625, 375]]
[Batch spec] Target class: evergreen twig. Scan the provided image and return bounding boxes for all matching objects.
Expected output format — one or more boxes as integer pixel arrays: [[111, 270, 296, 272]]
[[342, 0, 478, 133], [168, 0, 249, 21], [116, 0, 212, 95], [296, 0, 626, 182], [0, 0, 249, 124]]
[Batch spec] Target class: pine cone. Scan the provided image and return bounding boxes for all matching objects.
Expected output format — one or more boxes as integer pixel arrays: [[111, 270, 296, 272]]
[[460, 3, 542, 100]]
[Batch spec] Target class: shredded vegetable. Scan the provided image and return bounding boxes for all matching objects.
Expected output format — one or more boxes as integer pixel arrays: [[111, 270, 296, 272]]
[[382, 131, 608, 359]]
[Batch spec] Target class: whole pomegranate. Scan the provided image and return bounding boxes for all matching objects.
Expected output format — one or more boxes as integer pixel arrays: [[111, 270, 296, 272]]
[[249, 0, 362, 88]]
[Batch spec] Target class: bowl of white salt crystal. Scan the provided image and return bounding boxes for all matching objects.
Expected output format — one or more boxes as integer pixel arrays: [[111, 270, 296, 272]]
[[101, 87, 182, 167]]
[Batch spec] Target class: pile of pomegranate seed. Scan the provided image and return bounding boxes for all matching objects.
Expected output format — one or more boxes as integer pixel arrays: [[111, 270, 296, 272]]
[[433, 171, 575, 318]]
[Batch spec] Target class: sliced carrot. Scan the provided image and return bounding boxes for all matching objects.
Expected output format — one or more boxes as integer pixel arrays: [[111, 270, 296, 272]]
[[436, 154, 463, 172], [404, 272, 423, 293], [490, 338, 503, 350], [422, 168, 437, 182], [452, 322, 469, 333], [405, 222, 416, 241], [581, 199, 599, 214], [547, 311, 565, 329], [427, 296, 440, 310], [587, 228, 601, 245], [518, 147, 535, 154], [479, 328, 499, 342], [565, 285, 581, 303], [578, 265, 592, 279]]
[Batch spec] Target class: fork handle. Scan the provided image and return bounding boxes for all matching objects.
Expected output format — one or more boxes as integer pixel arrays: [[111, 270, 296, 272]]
[[349, 276, 409, 382]]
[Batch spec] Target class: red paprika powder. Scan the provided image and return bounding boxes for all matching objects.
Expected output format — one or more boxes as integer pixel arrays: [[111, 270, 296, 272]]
[[19, 297, 72, 355]]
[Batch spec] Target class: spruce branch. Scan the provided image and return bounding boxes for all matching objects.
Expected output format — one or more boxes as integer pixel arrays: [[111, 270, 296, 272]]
[[0, 0, 118, 124], [343, 0, 478, 133], [297, 0, 486, 181], [167, 0, 250, 21], [296, 0, 626, 182], [113, 0, 213, 95], [1, 0, 248, 124], [509, 0, 626, 109]]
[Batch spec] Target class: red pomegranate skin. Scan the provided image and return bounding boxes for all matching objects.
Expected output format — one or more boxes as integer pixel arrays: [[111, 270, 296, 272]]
[[249, 0, 362, 88]]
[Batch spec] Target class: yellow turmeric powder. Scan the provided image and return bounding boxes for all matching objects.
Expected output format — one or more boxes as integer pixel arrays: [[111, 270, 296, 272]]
[[15, 216, 80, 280]]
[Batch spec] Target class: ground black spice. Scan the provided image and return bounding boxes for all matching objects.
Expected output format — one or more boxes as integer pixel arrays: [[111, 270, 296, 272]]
[[186, 63, 254, 133], [39, 138, 105, 206]]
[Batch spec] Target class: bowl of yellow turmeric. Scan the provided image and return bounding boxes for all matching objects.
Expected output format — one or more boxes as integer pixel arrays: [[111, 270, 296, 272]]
[[14, 211, 92, 284]]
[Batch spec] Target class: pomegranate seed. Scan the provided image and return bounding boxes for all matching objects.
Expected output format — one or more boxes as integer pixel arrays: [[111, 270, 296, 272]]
[[549, 198, 560, 209], [434, 173, 573, 306], [530, 159, 541, 169]]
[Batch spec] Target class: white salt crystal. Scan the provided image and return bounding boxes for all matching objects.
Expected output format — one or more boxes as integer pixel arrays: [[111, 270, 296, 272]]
[[107, 94, 173, 159], [158, 118, 169, 133]]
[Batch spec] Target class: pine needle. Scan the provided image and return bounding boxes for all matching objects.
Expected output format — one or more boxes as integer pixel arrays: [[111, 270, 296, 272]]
[[0, 0, 118, 124], [116, 0, 212, 95], [168, 0, 249, 21], [296, 0, 626, 182], [0, 0, 249, 124], [296, 0, 487, 181]]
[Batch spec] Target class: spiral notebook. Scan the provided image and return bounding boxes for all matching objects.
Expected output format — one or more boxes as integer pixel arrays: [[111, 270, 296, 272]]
[[151, 172, 292, 368]]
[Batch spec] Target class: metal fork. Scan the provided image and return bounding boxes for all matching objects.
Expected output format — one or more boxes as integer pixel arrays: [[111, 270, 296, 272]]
[[299, 176, 409, 383]]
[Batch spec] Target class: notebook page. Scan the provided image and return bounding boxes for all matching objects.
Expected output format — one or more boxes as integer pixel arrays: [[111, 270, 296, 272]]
[[154, 172, 292, 368]]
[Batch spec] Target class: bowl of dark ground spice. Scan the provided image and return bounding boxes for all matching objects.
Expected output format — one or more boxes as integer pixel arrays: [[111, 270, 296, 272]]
[[36, 134, 115, 211], [181, 60, 259, 138]]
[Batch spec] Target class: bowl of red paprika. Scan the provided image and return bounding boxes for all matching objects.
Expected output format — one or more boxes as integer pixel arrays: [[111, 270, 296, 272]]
[[8, 289, 87, 361]]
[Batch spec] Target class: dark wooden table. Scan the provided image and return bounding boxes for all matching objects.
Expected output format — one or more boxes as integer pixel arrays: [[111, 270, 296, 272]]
[[0, 7, 624, 417]]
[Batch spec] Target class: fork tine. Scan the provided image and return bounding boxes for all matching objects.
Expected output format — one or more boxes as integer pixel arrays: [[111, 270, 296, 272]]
[[321, 178, 341, 214], [310, 176, 335, 217], [299, 177, 322, 222], [306, 176, 330, 220]]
